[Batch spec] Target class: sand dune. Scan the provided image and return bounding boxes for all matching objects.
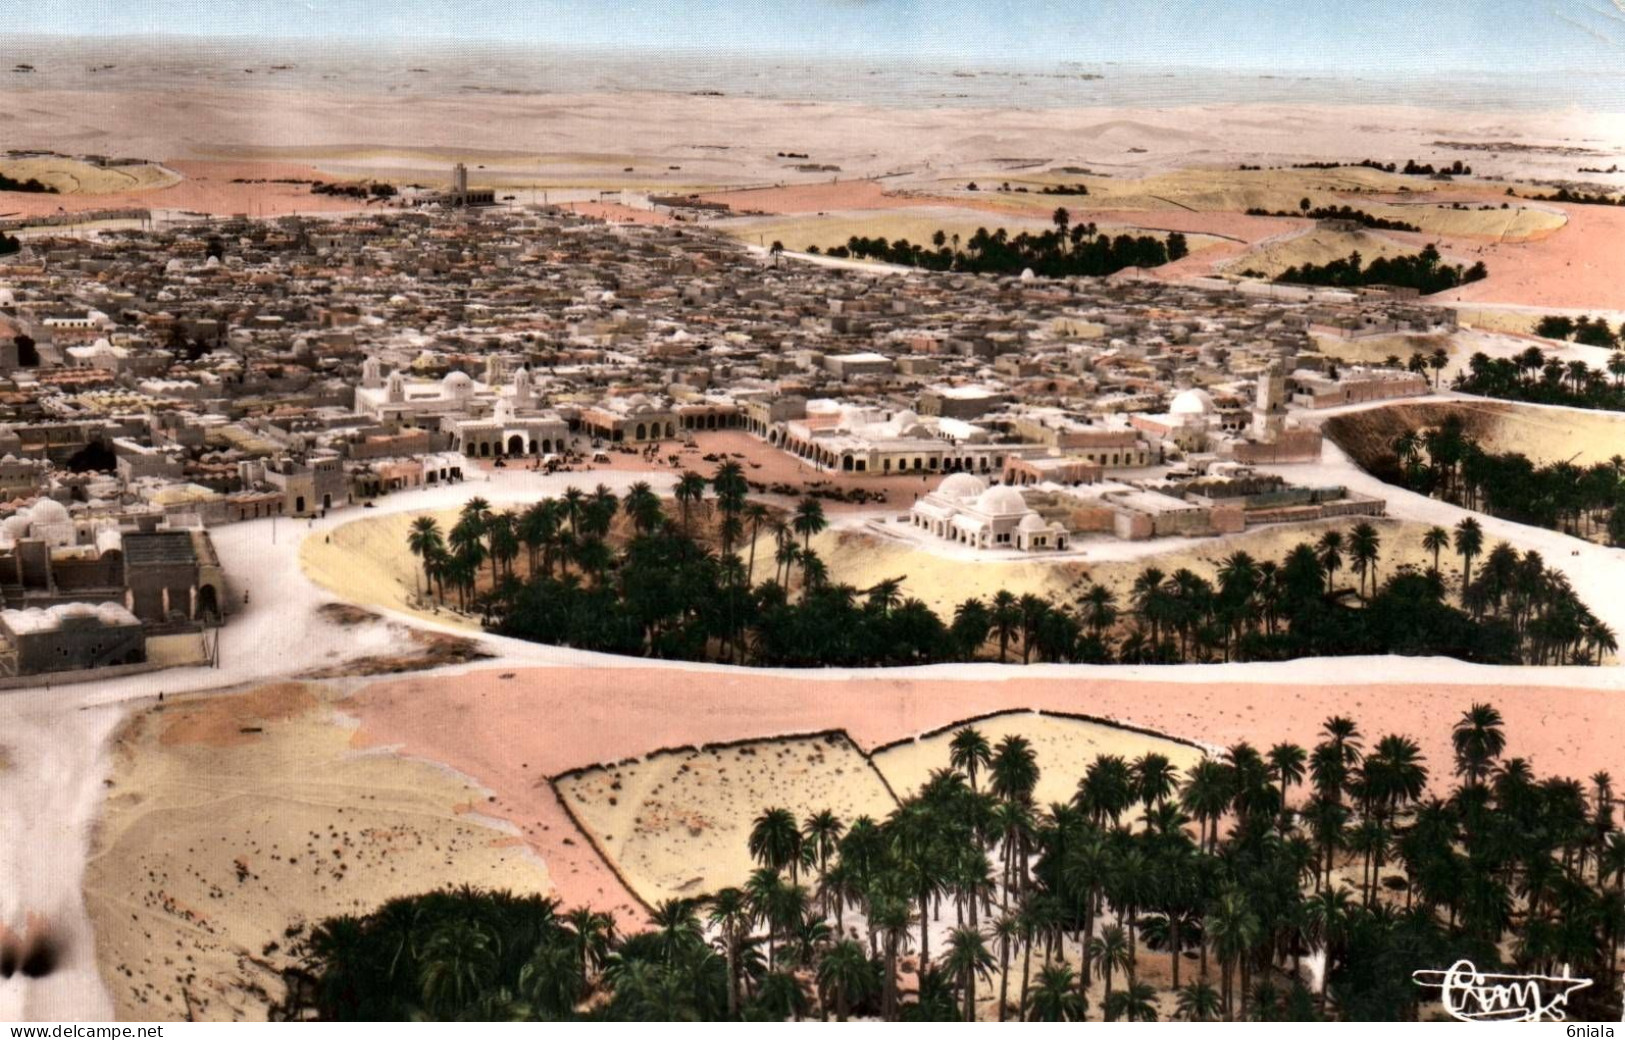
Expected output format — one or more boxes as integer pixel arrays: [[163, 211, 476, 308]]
[[84, 682, 550, 1021]]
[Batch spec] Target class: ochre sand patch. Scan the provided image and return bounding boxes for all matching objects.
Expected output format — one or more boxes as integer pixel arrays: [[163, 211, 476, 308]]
[[299, 507, 470, 630], [345, 665, 1625, 926], [871, 711, 1204, 809], [1324, 399, 1625, 469], [555, 733, 897, 906], [769, 515, 1449, 619], [0, 158, 178, 195], [84, 682, 549, 1021]]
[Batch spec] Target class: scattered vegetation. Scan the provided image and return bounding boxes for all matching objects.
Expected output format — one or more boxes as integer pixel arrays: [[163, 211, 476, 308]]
[[1512, 186, 1625, 208], [820, 209, 1185, 278], [1275, 244, 1486, 295], [0, 172, 57, 194], [288, 706, 1625, 1021], [1245, 203, 1419, 232]]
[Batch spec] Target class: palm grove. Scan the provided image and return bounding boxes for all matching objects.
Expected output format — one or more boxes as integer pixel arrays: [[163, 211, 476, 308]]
[[404, 465, 1606, 667], [289, 706, 1625, 1022], [1385, 414, 1625, 552]]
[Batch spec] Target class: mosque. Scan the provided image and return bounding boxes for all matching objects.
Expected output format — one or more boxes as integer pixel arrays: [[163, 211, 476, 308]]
[[352, 356, 570, 459]]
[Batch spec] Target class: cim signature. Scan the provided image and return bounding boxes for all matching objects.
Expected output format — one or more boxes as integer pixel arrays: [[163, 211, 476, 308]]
[[1412, 959, 1593, 1023]]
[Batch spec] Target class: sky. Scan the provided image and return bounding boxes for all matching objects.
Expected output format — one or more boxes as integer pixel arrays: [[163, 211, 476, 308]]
[[7, 0, 1625, 74]]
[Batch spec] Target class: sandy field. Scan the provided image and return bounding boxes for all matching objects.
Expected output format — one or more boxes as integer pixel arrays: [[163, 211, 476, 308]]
[[1222, 226, 1418, 279], [346, 662, 1625, 925], [0, 157, 178, 195], [871, 710, 1205, 809], [83, 681, 550, 1021], [555, 732, 897, 907], [1433, 201, 1625, 310], [1323, 398, 1625, 469], [0, 160, 371, 221]]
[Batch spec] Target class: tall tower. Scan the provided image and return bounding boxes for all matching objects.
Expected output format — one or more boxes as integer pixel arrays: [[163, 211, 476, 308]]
[[1251, 360, 1287, 442], [452, 163, 469, 206]]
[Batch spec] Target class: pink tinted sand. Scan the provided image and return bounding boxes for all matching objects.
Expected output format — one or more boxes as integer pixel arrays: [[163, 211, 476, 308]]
[[0, 160, 369, 218], [1434, 203, 1625, 311], [468, 429, 940, 513], [567, 201, 675, 225], [347, 666, 1625, 924]]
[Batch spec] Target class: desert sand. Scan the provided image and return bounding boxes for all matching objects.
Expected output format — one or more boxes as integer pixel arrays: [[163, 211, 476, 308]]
[[346, 662, 1625, 928], [5, 86, 1622, 305], [555, 733, 896, 906], [84, 681, 551, 1021]]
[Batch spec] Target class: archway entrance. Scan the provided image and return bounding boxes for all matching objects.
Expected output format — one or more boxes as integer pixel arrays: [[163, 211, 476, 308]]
[[508, 434, 525, 455], [197, 584, 220, 622]]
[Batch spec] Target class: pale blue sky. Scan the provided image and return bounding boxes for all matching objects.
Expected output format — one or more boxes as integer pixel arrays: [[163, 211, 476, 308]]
[[10, 0, 1625, 73]]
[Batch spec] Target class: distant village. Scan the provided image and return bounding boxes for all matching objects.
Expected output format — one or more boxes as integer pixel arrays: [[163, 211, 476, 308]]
[[0, 186, 1443, 678]]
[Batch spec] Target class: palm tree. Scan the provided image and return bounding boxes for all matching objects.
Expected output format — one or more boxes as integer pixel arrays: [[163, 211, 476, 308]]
[[991, 590, 1020, 662], [1422, 525, 1450, 576], [990, 735, 1040, 808], [802, 810, 844, 896], [942, 925, 996, 1021], [624, 481, 664, 534], [1451, 702, 1505, 788], [1105, 981, 1160, 1022], [815, 938, 873, 1021], [1025, 963, 1086, 1022], [749, 807, 804, 883], [1348, 521, 1381, 598], [674, 471, 709, 534], [406, 515, 444, 601], [993, 913, 1020, 1021], [1454, 516, 1484, 595], [791, 497, 827, 554], [949, 727, 993, 792], [1176, 980, 1223, 1021], [1316, 530, 1344, 591], [707, 888, 751, 1017], [1205, 885, 1260, 1020], [1268, 742, 1308, 812], [743, 501, 771, 585], [418, 918, 499, 1018], [1087, 923, 1130, 1011]]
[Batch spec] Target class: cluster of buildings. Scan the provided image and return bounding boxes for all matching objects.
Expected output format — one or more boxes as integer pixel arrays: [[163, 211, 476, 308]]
[[0, 189, 1448, 666]]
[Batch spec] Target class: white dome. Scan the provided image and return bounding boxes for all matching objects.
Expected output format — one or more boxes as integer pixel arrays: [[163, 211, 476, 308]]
[[1018, 513, 1048, 533], [29, 499, 69, 525], [442, 370, 474, 392], [1169, 388, 1216, 416], [1020, 268, 1036, 281], [974, 486, 1028, 516], [2, 515, 30, 539], [937, 473, 989, 500]]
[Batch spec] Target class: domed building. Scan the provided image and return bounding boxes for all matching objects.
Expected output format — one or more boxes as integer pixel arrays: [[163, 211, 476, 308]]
[[909, 473, 1070, 551], [353, 361, 570, 458]]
